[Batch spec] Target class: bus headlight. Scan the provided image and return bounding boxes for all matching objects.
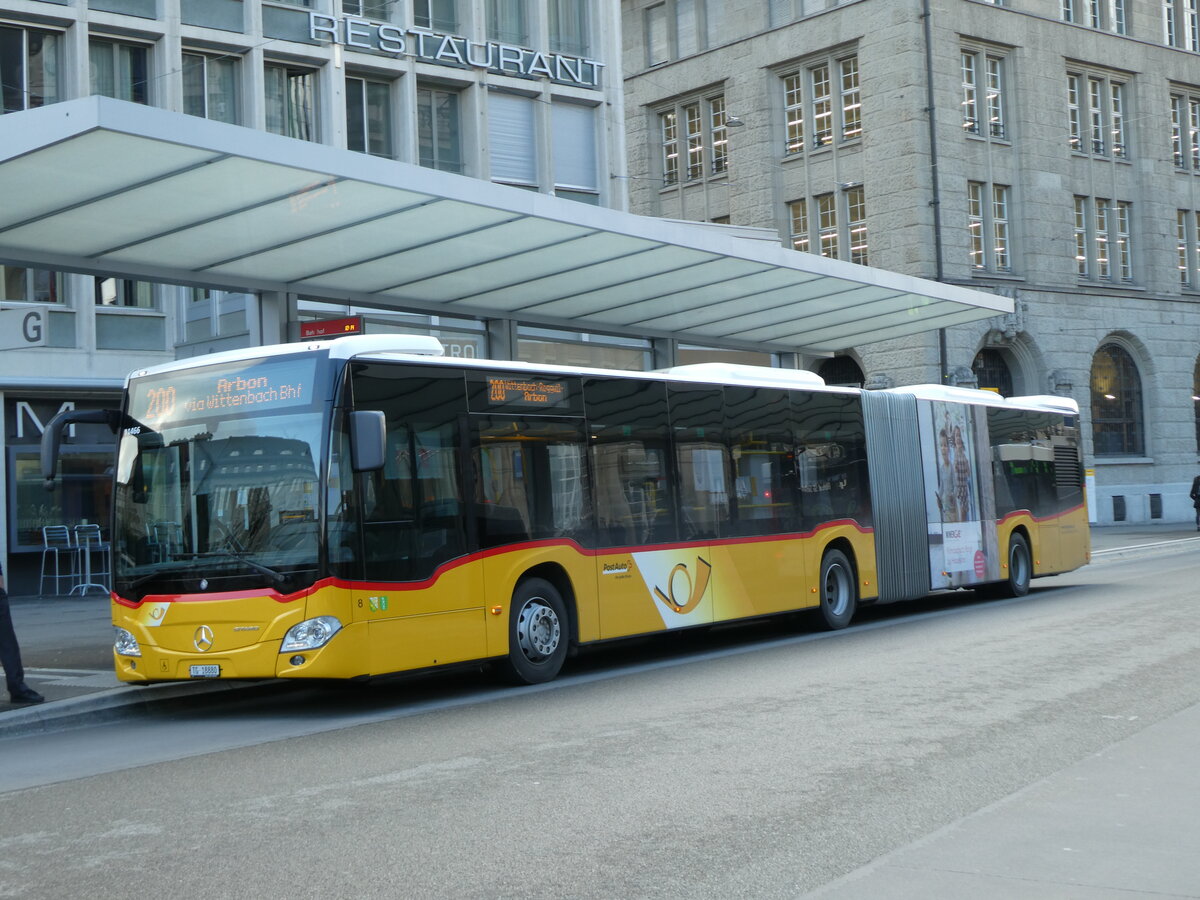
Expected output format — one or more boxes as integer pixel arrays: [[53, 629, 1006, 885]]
[[114, 627, 142, 657], [280, 616, 343, 652]]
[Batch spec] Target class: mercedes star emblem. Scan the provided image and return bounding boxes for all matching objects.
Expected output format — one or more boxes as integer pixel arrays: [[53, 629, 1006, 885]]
[[193, 625, 215, 653]]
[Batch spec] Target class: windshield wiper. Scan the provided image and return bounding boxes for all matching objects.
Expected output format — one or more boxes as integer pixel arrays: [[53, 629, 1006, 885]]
[[122, 549, 288, 592], [193, 549, 286, 585]]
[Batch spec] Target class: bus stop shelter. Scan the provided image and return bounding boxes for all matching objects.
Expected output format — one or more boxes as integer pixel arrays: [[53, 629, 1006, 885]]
[[0, 96, 1012, 357]]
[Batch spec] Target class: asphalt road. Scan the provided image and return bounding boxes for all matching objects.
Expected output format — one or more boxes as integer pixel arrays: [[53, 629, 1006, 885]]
[[1, 529, 1198, 898]]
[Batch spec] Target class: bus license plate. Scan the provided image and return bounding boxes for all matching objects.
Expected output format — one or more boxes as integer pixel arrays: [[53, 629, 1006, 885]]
[[189, 665, 220, 678]]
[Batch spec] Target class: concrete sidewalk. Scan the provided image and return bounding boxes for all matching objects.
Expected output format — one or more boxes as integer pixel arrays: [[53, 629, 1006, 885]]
[[2, 522, 1198, 735]]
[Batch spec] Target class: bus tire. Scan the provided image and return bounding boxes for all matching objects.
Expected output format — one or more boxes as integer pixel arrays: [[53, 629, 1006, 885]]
[[500, 578, 569, 685], [817, 548, 857, 630], [986, 533, 1031, 599]]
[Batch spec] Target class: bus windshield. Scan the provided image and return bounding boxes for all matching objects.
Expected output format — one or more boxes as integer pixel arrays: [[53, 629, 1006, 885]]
[[113, 356, 326, 599]]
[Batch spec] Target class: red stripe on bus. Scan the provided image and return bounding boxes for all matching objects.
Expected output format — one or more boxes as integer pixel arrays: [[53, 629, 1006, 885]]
[[112, 519, 872, 605], [996, 503, 1086, 526]]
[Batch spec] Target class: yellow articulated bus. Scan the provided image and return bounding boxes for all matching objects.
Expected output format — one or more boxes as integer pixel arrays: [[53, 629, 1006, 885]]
[[40, 336, 1089, 685]]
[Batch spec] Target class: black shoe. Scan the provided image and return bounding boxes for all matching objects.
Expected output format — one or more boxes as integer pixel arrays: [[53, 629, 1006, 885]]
[[9, 687, 45, 705]]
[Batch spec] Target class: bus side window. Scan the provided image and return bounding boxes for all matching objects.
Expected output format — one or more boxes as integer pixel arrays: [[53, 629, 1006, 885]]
[[473, 419, 591, 548], [351, 365, 468, 582], [585, 377, 676, 548], [669, 386, 729, 541], [725, 385, 796, 536], [793, 393, 869, 530]]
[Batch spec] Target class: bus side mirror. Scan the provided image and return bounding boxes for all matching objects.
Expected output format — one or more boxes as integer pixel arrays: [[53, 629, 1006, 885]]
[[350, 411, 387, 472]]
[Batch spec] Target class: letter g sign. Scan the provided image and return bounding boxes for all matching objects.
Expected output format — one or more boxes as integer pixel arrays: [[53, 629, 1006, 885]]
[[23, 310, 43, 344]]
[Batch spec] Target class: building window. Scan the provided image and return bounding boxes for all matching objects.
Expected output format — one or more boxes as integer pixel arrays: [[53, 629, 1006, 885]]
[[1194, 356, 1200, 453], [0, 24, 60, 114], [640, 0, 726, 64], [90, 38, 149, 105], [685, 101, 703, 180], [817, 193, 838, 258], [661, 110, 679, 184], [1090, 343, 1143, 456], [962, 50, 1006, 139], [182, 52, 239, 124], [95, 277, 155, 308], [1066, 0, 1127, 30], [1179, 210, 1191, 287], [658, 93, 729, 184], [487, 0, 527, 44], [1177, 209, 1200, 288], [1164, 0, 1200, 49], [812, 63, 833, 147], [517, 326, 651, 370], [489, 91, 537, 187], [1074, 196, 1089, 277], [962, 52, 979, 134], [972, 349, 1014, 396], [346, 76, 393, 158], [709, 95, 728, 174], [770, 0, 877, 24], [265, 64, 316, 141], [646, 3, 669, 66], [780, 53, 860, 152], [553, 101, 599, 203], [840, 56, 861, 141], [1, 266, 61, 303], [968, 182, 1012, 273], [415, 0, 457, 31], [846, 185, 867, 265], [784, 71, 804, 154], [1069, 72, 1128, 158], [549, 0, 589, 56], [789, 189, 867, 263], [1114, 200, 1132, 280], [342, 0, 391, 17], [417, 85, 463, 173], [788, 198, 809, 253], [1170, 92, 1200, 170], [1075, 196, 1134, 281]]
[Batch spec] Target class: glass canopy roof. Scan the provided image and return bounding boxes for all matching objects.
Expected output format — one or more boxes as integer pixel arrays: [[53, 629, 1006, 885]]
[[0, 97, 1011, 354]]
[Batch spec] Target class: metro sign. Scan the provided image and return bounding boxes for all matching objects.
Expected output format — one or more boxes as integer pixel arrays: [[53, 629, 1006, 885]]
[[299, 316, 365, 339]]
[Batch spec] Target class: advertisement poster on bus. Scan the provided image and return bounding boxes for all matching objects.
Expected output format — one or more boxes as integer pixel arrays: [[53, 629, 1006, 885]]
[[917, 400, 1000, 589]]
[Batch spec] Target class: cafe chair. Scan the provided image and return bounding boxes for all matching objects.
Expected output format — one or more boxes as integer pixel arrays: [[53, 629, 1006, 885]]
[[39, 525, 79, 597]]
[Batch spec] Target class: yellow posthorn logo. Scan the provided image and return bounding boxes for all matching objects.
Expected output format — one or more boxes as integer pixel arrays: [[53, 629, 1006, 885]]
[[653, 557, 712, 614]]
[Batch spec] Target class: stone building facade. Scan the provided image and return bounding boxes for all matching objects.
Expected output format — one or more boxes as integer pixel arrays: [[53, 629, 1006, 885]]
[[621, 0, 1200, 524]]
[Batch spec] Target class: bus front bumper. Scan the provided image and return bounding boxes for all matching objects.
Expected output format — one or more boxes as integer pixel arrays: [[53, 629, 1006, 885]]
[[113, 621, 369, 682]]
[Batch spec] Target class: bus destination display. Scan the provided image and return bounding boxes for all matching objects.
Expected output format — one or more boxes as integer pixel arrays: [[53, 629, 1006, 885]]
[[130, 357, 318, 427], [485, 374, 570, 409]]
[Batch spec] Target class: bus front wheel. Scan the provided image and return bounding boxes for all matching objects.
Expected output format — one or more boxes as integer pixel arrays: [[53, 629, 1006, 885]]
[[817, 549, 857, 630], [501, 578, 569, 685]]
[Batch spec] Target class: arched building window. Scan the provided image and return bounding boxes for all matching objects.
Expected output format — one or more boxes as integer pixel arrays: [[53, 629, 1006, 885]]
[[817, 356, 865, 387], [1090, 343, 1143, 456], [972, 348, 1013, 396], [1193, 357, 1200, 453]]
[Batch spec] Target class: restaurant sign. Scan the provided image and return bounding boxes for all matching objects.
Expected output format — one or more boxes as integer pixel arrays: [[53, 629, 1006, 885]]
[[310, 14, 605, 89]]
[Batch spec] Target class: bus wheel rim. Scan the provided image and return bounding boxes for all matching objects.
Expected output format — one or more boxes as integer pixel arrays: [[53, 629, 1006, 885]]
[[825, 564, 849, 616], [517, 599, 560, 661]]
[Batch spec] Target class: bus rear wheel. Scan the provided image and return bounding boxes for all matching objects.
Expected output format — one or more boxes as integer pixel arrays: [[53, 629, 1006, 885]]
[[500, 578, 569, 685], [982, 533, 1031, 599], [816, 549, 857, 630]]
